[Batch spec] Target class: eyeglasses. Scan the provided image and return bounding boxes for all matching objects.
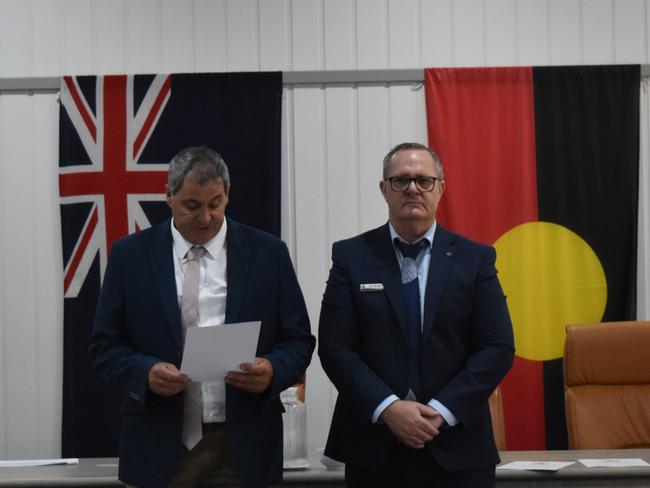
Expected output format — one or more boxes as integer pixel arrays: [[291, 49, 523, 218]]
[[386, 176, 439, 192]]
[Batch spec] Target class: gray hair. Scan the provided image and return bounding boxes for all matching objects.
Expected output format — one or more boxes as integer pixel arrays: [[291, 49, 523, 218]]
[[167, 146, 230, 195], [382, 142, 445, 180]]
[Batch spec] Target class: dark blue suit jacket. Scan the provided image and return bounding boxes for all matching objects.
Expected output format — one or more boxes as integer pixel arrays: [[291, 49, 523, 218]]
[[318, 223, 514, 473], [90, 217, 315, 488]]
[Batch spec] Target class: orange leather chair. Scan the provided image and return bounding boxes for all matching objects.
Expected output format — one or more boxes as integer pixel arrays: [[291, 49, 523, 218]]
[[489, 386, 507, 451], [564, 321, 650, 449]]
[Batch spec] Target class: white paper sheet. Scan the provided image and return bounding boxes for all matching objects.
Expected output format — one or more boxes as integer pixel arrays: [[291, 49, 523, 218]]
[[497, 460, 575, 471], [180, 321, 261, 381], [0, 458, 79, 467], [579, 458, 650, 468]]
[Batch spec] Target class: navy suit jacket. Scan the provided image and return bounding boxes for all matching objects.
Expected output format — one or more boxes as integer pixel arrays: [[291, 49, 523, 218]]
[[90, 217, 315, 488], [318, 223, 514, 472]]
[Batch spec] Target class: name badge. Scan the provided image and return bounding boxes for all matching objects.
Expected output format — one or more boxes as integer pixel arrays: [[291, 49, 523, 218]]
[[360, 283, 384, 292]]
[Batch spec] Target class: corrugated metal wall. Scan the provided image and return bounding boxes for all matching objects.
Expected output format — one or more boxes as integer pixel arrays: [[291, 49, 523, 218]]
[[0, 0, 648, 459]]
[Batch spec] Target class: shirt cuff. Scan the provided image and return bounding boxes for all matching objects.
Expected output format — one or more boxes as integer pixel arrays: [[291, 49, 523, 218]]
[[372, 394, 400, 423], [428, 399, 458, 426]]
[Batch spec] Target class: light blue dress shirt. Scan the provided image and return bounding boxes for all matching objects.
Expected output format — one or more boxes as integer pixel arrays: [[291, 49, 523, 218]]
[[371, 222, 458, 427]]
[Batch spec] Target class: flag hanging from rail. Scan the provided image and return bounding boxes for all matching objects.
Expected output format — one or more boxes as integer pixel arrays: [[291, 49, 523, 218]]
[[59, 72, 282, 456], [425, 65, 639, 450]]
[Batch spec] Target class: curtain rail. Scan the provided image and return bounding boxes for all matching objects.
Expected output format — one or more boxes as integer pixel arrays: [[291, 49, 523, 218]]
[[2, 66, 649, 93]]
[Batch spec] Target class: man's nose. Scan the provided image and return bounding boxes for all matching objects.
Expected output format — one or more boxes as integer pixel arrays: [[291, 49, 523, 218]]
[[405, 179, 419, 193], [196, 207, 211, 223]]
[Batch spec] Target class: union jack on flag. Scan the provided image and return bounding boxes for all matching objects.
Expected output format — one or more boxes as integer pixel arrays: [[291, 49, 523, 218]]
[[59, 75, 172, 298]]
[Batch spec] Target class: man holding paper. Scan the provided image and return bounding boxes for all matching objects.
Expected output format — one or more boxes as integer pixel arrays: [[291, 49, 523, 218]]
[[90, 146, 315, 488]]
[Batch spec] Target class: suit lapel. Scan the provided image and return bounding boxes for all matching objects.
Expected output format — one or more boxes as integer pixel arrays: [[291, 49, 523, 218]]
[[367, 224, 409, 339], [150, 220, 183, 349], [422, 225, 456, 340], [225, 218, 250, 323]]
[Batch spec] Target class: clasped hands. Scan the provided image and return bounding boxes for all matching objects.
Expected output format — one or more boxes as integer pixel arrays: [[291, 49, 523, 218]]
[[147, 357, 273, 396], [380, 400, 446, 449]]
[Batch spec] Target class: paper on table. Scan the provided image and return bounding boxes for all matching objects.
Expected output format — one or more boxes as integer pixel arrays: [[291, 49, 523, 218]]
[[497, 461, 575, 471], [180, 321, 261, 381], [0, 458, 79, 467], [579, 458, 650, 468]]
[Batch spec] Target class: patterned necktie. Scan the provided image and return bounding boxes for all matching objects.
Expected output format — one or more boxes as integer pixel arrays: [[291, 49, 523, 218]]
[[395, 239, 426, 398], [181, 246, 205, 450]]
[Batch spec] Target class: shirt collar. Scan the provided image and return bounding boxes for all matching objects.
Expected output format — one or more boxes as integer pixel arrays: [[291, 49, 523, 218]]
[[389, 221, 437, 249], [170, 218, 228, 261]]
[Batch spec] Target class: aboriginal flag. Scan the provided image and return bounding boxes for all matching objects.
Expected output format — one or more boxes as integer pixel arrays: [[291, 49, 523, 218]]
[[425, 65, 639, 449], [59, 72, 282, 456]]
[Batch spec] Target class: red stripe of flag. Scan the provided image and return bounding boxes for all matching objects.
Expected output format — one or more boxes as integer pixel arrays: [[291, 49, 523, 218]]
[[133, 75, 172, 158], [64, 76, 97, 142], [424, 67, 545, 449]]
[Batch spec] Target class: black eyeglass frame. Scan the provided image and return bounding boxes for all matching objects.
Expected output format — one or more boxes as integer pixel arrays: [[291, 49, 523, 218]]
[[386, 176, 439, 192]]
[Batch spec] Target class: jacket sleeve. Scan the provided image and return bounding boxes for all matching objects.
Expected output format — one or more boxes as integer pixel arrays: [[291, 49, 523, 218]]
[[262, 240, 316, 399], [433, 246, 515, 425], [318, 241, 397, 423], [88, 239, 160, 404]]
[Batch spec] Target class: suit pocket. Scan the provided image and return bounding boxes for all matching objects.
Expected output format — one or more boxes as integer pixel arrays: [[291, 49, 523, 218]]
[[120, 396, 151, 414]]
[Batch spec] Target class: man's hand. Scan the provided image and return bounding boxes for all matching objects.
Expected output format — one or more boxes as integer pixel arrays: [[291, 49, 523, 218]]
[[148, 362, 190, 396], [380, 400, 441, 449], [226, 357, 273, 393]]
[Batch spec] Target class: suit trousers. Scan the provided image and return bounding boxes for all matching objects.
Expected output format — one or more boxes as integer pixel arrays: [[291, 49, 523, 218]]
[[126, 423, 238, 488], [344, 442, 496, 488]]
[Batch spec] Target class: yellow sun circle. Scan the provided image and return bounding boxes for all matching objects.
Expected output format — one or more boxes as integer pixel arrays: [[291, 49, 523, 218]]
[[494, 221, 607, 361]]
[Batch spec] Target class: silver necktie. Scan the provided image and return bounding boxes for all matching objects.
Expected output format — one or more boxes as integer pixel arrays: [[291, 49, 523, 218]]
[[181, 246, 205, 450]]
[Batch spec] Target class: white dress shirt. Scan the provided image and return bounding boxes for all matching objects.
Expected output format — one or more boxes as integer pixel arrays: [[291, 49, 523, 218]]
[[171, 218, 228, 422]]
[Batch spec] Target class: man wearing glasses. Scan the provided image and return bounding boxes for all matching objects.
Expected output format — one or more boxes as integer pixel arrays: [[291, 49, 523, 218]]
[[318, 142, 514, 487]]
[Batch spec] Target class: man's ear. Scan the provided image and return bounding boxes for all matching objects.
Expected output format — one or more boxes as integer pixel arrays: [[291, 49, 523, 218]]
[[379, 180, 388, 201], [164, 184, 172, 206]]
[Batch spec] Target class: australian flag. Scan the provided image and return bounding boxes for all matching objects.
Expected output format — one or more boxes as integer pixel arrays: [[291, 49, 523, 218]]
[[59, 72, 282, 456]]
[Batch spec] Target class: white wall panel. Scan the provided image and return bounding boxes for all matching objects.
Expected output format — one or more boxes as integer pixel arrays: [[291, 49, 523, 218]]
[[0, 0, 31, 76], [281, 88, 296, 255], [388, 84, 427, 145], [125, 0, 160, 74], [420, 0, 454, 67], [453, 0, 486, 66], [160, 0, 195, 73], [614, 0, 646, 63], [226, 0, 259, 71], [60, 0, 93, 75], [549, 0, 582, 65], [485, 0, 517, 66], [323, 0, 356, 69], [260, 0, 290, 70], [324, 86, 359, 243], [517, 0, 550, 65], [0, 96, 7, 458], [0, 95, 42, 457], [32, 96, 63, 456], [290, 85, 329, 453], [388, 0, 420, 68], [194, 0, 228, 72], [292, 0, 323, 70], [357, 85, 392, 231], [582, 0, 615, 64], [94, 0, 126, 74], [1, 0, 650, 462], [32, 0, 61, 76], [356, 0, 388, 68]]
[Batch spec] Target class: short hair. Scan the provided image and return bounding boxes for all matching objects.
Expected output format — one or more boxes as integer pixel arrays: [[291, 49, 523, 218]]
[[382, 142, 445, 180], [167, 146, 230, 195]]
